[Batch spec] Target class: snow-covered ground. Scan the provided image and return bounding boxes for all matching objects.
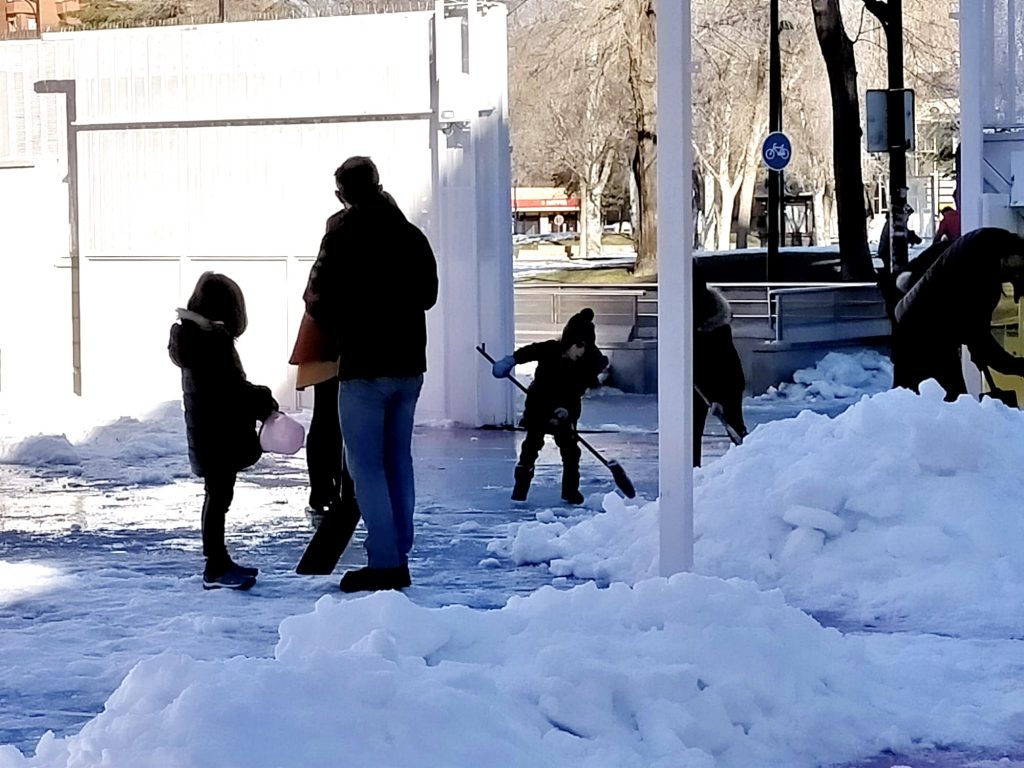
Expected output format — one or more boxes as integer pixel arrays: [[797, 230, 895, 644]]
[[1, 352, 1023, 768]]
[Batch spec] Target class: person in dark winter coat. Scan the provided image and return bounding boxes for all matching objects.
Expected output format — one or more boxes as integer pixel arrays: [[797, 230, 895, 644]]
[[168, 272, 279, 591], [693, 270, 747, 466], [305, 156, 438, 594], [288, 194, 354, 521], [491, 308, 609, 504], [892, 227, 1024, 399], [878, 211, 923, 274], [879, 238, 955, 390]]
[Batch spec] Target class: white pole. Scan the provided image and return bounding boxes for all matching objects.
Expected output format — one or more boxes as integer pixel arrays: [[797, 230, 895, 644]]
[[959, 0, 983, 233], [656, 0, 694, 575], [959, 0, 985, 394]]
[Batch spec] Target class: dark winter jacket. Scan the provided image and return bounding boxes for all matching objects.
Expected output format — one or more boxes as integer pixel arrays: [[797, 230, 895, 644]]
[[168, 310, 279, 477], [304, 191, 438, 381], [514, 340, 608, 431], [694, 285, 746, 428], [894, 227, 1024, 375]]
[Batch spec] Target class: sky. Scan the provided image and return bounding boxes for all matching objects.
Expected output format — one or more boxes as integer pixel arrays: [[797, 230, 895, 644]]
[[1, 351, 1023, 768]]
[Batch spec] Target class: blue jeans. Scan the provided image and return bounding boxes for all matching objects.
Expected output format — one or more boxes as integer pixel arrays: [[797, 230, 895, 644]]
[[337, 375, 422, 569]]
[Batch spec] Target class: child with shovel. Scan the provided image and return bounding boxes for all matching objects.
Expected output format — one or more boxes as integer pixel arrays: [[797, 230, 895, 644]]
[[490, 308, 609, 504]]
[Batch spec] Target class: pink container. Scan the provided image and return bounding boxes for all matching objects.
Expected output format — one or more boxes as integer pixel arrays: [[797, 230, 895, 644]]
[[259, 411, 305, 455]]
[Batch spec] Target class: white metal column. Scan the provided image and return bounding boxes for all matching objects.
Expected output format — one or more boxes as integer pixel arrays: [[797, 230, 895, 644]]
[[656, 1, 694, 575], [960, 0, 984, 233]]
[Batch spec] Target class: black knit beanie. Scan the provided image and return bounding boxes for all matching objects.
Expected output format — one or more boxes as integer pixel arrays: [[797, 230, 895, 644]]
[[561, 308, 596, 348]]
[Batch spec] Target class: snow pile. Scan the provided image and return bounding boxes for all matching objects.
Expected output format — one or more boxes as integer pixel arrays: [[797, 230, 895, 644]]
[[756, 349, 892, 403], [2, 579, 1020, 768], [0, 399, 313, 486], [499, 381, 1024, 637]]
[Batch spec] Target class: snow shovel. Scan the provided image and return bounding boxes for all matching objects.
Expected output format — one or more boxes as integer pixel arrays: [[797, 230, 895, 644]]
[[476, 344, 637, 499], [694, 385, 744, 446]]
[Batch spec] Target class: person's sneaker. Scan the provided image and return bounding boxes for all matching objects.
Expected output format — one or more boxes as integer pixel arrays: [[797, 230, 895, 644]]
[[229, 559, 259, 578], [203, 564, 257, 591], [339, 565, 411, 594]]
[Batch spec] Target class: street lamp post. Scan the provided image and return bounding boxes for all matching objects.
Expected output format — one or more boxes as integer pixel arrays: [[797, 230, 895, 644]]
[[767, 0, 783, 278], [885, 0, 909, 273]]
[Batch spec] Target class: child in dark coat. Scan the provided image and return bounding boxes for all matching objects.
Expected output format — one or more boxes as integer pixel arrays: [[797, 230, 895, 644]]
[[693, 269, 747, 466], [491, 308, 608, 504], [168, 272, 279, 591]]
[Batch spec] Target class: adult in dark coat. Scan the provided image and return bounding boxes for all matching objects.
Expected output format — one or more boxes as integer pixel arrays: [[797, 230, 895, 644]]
[[878, 211, 923, 274], [305, 156, 438, 593], [693, 269, 747, 466], [168, 272, 278, 589], [893, 227, 1024, 399], [880, 238, 955, 388], [492, 308, 609, 504]]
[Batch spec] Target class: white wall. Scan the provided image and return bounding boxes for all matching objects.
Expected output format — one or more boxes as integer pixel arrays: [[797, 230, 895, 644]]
[[0, 9, 515, 426]]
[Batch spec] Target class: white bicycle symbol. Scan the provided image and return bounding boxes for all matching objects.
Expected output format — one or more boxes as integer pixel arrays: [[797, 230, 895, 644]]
[[765, 142, 790, 161]]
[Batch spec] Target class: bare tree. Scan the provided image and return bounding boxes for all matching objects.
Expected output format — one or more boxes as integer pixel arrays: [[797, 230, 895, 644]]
[[692, 1, 769, 251], [509, 0, 631, 257], [811, 0, 876, 278], [619, 0, 658, 276]]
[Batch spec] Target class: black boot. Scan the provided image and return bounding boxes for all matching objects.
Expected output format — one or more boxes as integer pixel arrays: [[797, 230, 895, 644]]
[[561, 467, 583, 505], [339, 565, 411, 593], [511, 464, 534, 501]]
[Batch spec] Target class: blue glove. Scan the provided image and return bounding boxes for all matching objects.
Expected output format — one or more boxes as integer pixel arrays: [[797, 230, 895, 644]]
[[491, 355, 515, 379]]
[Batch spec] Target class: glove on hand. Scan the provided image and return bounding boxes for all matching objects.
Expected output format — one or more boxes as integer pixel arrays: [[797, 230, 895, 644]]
[[491, 355, 516, 379], [549, 407, 570, 428]]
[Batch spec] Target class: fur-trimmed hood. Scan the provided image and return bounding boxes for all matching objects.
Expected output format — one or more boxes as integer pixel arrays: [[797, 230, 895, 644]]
[[696, 286, 732, 333], [169, 308, 236, 371], [175, 308, 224, 332]]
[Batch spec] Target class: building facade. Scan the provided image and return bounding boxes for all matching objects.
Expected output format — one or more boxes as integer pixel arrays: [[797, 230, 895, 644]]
[[2, 0, 77, 35]]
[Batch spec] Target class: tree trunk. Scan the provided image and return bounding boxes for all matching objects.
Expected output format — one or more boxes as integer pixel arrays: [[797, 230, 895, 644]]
[[628, 0, 658, 277], [735, 162, 759, 249], [736, 52, 769, 250], [578, 177, 588, 261], [584, 174, 607, 259], [811, 0, 875, 280], [812, 187, 827, 246], [824, 182, 837, 241], [716, 159, 742, 251], [702, 173, 717, 250]]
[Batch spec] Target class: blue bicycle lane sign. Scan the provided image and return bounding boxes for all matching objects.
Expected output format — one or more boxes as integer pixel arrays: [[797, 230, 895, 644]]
[[762, 131, 792, 172]]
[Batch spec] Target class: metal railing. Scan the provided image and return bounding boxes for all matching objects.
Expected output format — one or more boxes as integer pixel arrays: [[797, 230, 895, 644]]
[[514, 282, 888, 344]]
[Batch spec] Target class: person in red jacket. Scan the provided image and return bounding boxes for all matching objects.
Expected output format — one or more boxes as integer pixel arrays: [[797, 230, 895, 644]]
[[933, 206, 962, 244]]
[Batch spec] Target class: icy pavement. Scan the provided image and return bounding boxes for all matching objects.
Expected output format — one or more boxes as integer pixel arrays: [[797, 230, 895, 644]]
[[0, 422, 660, 754]]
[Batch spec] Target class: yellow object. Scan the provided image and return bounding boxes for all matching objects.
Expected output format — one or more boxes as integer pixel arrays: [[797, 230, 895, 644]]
[[295, 359, 339, 391]]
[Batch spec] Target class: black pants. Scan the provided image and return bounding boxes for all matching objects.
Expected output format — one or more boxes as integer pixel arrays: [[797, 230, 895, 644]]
[[693, 389, 747, 467], [307, 377, 343, 510], [892, 335, 965, 401], [516, 428, 581, 481], [202, 472, 236, 570]]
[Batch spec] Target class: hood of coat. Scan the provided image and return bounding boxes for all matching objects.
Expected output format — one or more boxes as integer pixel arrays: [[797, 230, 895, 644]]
[[696, 286, 732, 332], [168, 308, 233, 369]]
